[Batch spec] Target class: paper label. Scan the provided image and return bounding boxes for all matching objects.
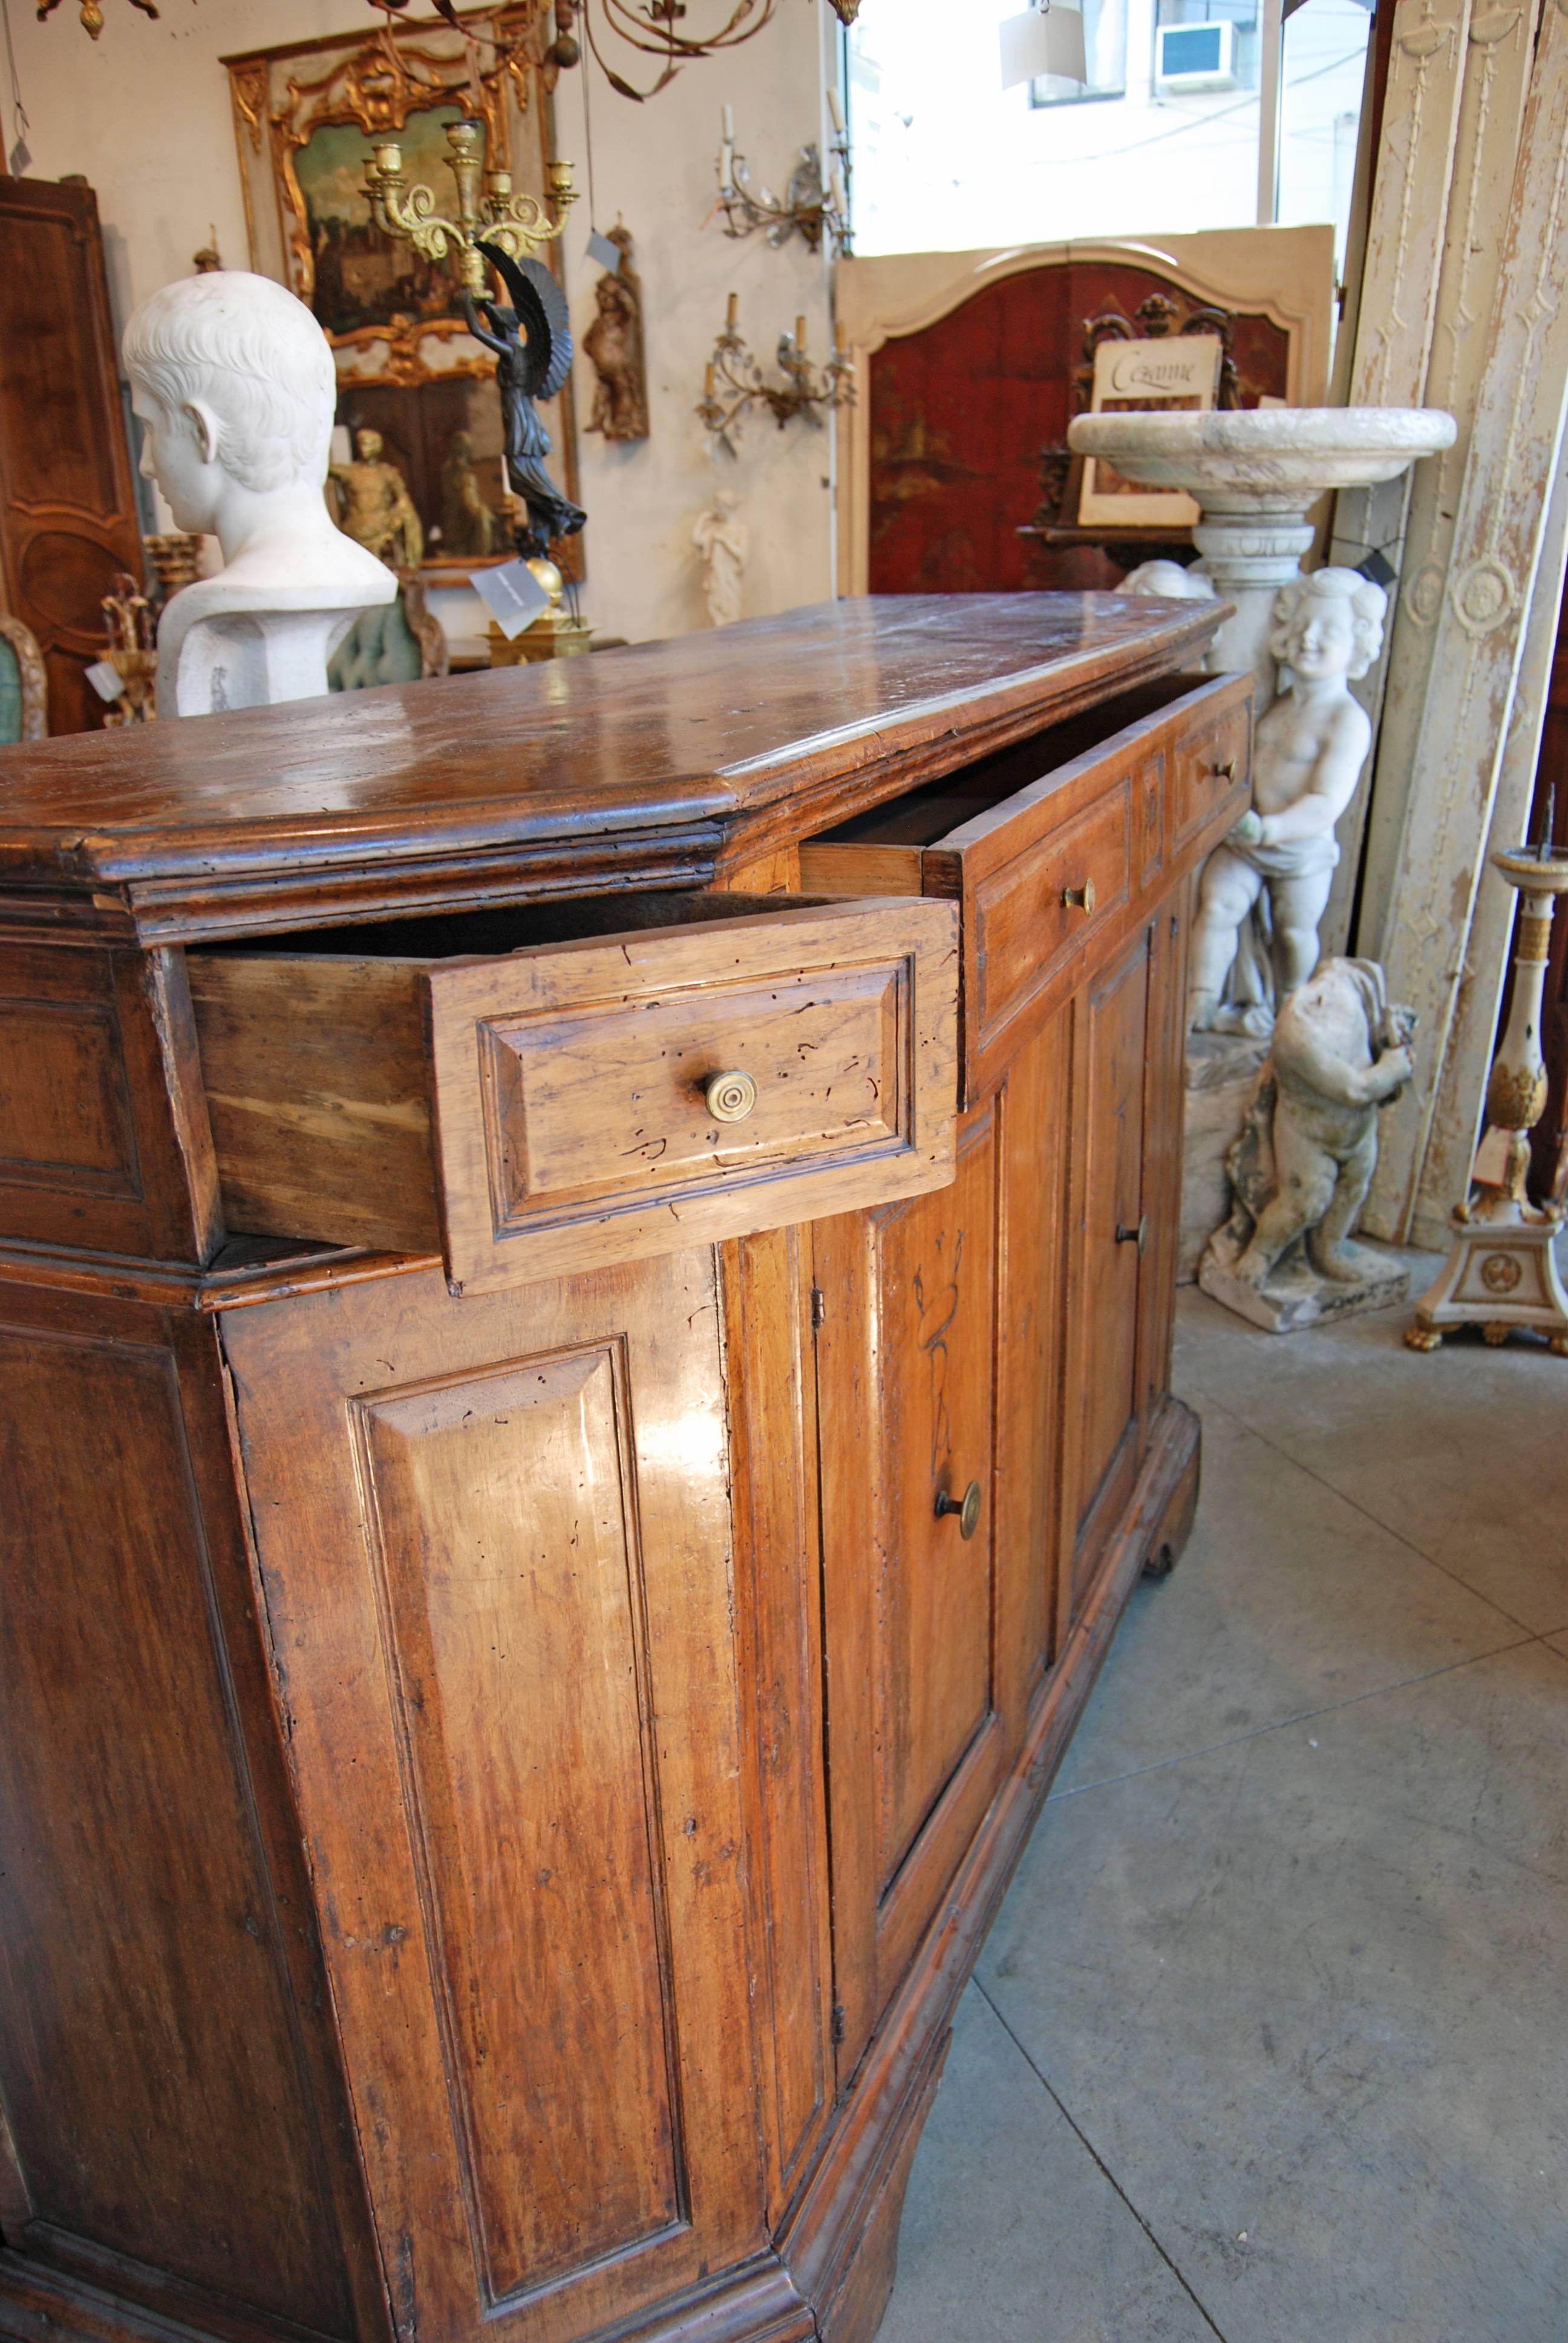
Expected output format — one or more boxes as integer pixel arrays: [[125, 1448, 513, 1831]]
[[85, 659, 126, 703], [471, 559, 552, 640], [999, 5, 1086, 89], [586, 228, 623, 275]]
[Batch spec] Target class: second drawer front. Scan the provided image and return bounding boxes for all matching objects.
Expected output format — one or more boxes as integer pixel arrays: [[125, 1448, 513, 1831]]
[[1172, 698, 1250, 847], [970, 781, 1131, 1054], [431, 899, 958, 1293]]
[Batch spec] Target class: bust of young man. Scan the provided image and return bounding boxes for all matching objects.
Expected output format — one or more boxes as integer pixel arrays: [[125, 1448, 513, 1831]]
[[122, 271, 394, 717]]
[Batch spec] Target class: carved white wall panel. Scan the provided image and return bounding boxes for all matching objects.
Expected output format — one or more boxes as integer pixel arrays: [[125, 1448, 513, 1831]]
[[1321, 0, 1474, 954], [1363, 0, 1568, 1239], [1405, 451, 1568, 1245], [1357, 0, 1541, 958]]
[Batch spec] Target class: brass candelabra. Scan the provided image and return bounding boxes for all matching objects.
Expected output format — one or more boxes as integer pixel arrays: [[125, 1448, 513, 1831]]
[[363, 119, 575, 298], [697, 294, 854, 453]]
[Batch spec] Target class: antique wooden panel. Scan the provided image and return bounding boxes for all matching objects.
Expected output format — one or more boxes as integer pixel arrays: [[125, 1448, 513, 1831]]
[[1070, 928, 1152, 1611], [0, 178, 146, 737], [719, 1227, 834, 2220], [0, 1294, 357, 2335], [813, 1112, 1004, 2071], [221, 1253, 766, 2343], [0, 939, 221, 1265], [1366, 0, 1568, 1240]]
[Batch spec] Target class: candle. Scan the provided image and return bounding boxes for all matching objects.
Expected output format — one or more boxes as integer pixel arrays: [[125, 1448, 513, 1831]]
[[705, 361, 716, 400], [795, 315, 807, 352], [723, 103, 734, 141], [827, 87, 845, 136], [830, 163, 848, 219], [727, 290, 739, 330], [720, 139, 734, 189]]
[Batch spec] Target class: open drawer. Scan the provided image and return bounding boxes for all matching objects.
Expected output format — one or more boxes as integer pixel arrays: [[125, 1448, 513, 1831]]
[[799, 669, 1251, 1103], [187, 891, 958, 1293]]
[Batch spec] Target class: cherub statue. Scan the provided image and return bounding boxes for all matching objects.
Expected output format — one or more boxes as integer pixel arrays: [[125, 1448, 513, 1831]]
[[328, 427, 424, 571], [462, 240, 584, 559], [1189, 568, 1387, 1035], [1200, 958, 1415, 1326], [692, 491, 748, 628]]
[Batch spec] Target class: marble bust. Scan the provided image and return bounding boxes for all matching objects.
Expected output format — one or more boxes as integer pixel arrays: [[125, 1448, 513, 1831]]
[[122, 272, 394, 718], [1189, 567, 1386, 1034]]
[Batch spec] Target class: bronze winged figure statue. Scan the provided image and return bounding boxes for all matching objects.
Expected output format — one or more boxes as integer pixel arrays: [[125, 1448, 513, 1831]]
[[463, 239, 587, 561]]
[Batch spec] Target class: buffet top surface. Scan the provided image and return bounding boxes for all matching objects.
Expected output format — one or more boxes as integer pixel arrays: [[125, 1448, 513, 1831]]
[[0, 594, 1221, 942]]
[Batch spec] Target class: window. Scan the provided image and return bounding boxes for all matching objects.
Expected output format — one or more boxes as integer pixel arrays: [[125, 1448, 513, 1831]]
[[846, 0, 1372, 268]]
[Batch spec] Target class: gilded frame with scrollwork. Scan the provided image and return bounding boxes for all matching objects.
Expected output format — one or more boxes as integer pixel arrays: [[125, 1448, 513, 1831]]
[[223, 5, 560, 392]]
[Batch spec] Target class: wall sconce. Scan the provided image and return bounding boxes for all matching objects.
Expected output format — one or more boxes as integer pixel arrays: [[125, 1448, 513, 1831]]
[[714, 93, 852, 256], [697, 293, 855, 453]]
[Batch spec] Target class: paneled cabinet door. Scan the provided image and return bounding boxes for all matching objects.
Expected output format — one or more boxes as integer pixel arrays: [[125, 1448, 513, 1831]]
[[1062, 921, 1159, 1620], [812, 1112, 1005, 2074], [221, 1254, 766, 2343]]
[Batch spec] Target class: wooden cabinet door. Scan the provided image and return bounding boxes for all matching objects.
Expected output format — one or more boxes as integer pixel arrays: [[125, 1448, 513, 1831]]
[[1064, 923, 1154, 1617], [812, 1111, 1005, 2072], [222, 1253, 766, 2343], [0, 179, 145, 736]]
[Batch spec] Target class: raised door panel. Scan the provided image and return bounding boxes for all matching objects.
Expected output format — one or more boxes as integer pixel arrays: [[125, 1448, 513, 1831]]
[[0, 179, 145, 737], [814, 1113, 1004, 2070], [222, 1254, 764, 2343], [1070, 928, 1152, 1613], [0, 1304, 354, 2336]]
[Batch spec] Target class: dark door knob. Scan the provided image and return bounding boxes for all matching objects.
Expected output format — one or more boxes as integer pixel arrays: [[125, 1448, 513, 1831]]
[[1116, 1215, 1149, 1256], [935, 1478, 983, 1540]]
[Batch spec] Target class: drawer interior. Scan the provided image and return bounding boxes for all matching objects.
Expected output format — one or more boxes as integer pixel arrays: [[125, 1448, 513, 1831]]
[[808, 674, 1205, 851], [198, 888, 791, 968]]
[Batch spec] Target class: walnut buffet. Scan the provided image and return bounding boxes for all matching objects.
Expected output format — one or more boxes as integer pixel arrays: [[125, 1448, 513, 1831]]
[[0, 596, 1247, 2343]]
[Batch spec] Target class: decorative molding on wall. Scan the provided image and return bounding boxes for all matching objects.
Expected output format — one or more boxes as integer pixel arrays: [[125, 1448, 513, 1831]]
[[1363, 0, 1568, 1239], [1404, 448, 1568, 1245], [1321, 0, 1474, 955], [833, 226, 1334, 598], [1357, 0, 1541, 956]]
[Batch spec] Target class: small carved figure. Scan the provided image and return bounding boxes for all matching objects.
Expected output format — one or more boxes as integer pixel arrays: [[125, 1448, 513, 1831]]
[[328, 427, 425, 571], [439, 430, 497, 559], [1200, 958, 1416, 1330], [462, 239, 585, 559], [584, 225, 649, 443], [1189, 568, 1387, 1035], [692, 490, 748, 627]]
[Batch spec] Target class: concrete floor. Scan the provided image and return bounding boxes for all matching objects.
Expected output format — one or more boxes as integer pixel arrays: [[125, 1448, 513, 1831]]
[[878, 1274, 1568, 2343]]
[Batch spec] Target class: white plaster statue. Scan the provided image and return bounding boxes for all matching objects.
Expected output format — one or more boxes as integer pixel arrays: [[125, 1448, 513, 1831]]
[[1189, 568, 1387, 1035], [1120, 557, 1218, 601], [1200, 957, 1416, 1332], [692, 491, 748, 628], [122, 272, 394, 719]]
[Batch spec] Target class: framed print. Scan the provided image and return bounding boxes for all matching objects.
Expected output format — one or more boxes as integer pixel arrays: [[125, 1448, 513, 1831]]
[[1075, 333, 1222, 529]]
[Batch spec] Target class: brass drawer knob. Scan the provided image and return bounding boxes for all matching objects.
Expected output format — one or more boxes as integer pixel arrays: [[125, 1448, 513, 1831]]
[[1116, 1215, 1149, 1256], [1215, 758, 1238, 782], [705, 1070, 758, 1123], [1062, 877, 1096, 915], [935, 1478, 983, 1540]]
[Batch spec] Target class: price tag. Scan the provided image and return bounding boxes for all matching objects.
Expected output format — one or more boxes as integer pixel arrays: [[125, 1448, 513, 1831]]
[[85, 660, 126, 703], [586, 228, 623, 275], [470, 559, 552, 640], [999, 4, 1086, 88]]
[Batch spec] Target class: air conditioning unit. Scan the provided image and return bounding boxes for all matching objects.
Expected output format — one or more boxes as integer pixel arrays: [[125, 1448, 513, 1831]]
[[1155, 19, 1237, 88]]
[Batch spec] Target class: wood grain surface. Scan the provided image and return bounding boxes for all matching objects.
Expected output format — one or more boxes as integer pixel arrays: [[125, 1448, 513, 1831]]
[[0, 597, 1221, 940]]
